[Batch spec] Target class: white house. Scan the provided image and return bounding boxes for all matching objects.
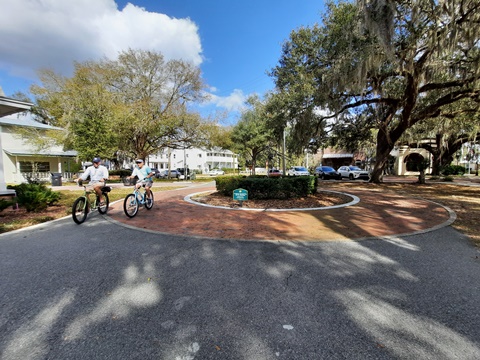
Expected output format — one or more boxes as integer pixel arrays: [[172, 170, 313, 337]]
[[0, 95, 33, 194], [0, 113, 77, 184], [147, 147, 238, 173]]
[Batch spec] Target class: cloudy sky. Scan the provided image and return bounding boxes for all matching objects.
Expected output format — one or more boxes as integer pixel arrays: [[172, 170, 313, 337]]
[[0, 0, 324, 123]]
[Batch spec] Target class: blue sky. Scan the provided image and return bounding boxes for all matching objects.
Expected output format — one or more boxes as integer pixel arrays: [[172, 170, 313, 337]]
[[0, 0, 325, 124]]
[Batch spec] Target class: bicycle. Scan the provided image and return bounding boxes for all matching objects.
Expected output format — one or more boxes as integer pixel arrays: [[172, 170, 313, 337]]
[[123, 180, 154, 218], [72, 180, 111, 224]]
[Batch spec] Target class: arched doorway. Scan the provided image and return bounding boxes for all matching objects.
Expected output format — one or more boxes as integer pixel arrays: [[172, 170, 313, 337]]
[[404, 153, 424, 171]]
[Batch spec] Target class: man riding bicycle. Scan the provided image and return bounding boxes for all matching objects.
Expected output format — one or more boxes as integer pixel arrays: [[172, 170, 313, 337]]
[[127, 159, 154, 201], [76, 157, 109, 205]]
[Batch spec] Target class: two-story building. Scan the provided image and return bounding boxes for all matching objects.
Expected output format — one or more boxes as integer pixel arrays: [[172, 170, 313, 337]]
[[146, 147, 238, 173]]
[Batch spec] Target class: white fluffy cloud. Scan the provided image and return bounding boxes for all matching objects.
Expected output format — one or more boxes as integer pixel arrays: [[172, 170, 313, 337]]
[[0, 0, 203, 79], [207, 89, 248, 112]]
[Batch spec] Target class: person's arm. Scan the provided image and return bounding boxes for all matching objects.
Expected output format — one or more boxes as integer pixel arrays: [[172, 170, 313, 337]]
[[129, 168, 137, 179], [146, 167, 154, 179], [77, 167, 90, 182]]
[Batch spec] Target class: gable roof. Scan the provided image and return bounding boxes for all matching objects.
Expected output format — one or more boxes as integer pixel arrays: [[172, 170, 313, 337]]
[[0, 114, 63, 130], [0, 96, 32, 117]]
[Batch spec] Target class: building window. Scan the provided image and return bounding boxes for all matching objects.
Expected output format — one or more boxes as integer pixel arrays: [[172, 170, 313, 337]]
[[19, 161, 50, 173]]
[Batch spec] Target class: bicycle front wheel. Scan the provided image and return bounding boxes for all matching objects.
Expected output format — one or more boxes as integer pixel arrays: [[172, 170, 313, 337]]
[[145, 192, 154, 210], [98, 193, 110, 214], [123, 193, 139, 218], [72, 196, 88, 224]]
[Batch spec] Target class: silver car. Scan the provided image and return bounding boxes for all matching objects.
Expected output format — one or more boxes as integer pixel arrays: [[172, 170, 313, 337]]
[[337, 166, 370, 180], [287, 166, 310, 176]]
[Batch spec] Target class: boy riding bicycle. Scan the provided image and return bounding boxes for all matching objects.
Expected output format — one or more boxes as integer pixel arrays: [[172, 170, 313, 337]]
[[126, 159, 155, 200]]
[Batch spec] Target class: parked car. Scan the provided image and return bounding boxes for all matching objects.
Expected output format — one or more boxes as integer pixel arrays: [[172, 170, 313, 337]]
[[287, 166, 310, 176], [314, 166, 342, 180], [155, 169, 168, 179], [267, 169, 282, 177], [208, 169, 225, 176], [165, 170, 180, 179], [337, 165, 370, 180], [176, 168, 191, 180]]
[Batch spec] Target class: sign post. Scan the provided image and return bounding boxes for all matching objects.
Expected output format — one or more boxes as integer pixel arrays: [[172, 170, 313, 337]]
[[233, 188, 248, 207]]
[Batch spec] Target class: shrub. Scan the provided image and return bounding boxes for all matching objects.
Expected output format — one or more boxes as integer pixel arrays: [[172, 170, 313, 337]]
[[0, 198, 14, 212], [441, 165, 465, 176], [442, 175, 455, 182], [8, 183, 60, 212], [215, 175, 317, 199]]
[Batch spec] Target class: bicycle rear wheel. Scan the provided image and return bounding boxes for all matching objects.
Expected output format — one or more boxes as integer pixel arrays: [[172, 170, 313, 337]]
[[145, 192, 154, 210], [97, 193, 110, 214], [123, 193, 139, 218], [72, 196, 88, 224]]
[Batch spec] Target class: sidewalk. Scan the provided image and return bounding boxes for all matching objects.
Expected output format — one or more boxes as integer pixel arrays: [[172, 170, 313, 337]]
[[105, 181, 456, 241]]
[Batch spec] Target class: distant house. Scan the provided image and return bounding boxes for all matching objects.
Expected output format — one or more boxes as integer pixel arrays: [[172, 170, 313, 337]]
[[0, 113, 77, 185], [147, 147, 238, 174]]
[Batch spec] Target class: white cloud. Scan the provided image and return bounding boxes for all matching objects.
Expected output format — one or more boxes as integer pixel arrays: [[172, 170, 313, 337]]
[[0, 0, 203, 79], [207, 89, 248, 112]]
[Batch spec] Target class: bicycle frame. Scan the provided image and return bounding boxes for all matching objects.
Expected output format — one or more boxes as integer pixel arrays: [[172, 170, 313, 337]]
[[123, 183, 154, 218], [72, 181, 110, 224]]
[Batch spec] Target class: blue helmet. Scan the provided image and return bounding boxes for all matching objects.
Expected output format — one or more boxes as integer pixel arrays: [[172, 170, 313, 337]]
[[92, 157, 101, 163]]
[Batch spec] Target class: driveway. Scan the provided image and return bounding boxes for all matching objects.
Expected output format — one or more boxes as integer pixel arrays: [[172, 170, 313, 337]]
[[1, 213, 479, 359]]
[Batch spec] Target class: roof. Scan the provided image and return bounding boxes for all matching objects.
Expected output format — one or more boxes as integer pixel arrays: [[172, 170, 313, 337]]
[[0, 96, 32, 117], [0, 114, 63, 130], [322, 153, 353, 159], [4, 149, 77, 157]]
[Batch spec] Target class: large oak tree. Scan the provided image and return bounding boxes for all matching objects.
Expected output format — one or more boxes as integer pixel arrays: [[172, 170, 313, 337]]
[[31, 49, 212, 161], [270, 0, 480, 182]]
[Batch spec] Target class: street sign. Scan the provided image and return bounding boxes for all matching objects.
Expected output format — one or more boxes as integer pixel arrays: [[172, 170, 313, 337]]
[[233, 188, 248, 202]]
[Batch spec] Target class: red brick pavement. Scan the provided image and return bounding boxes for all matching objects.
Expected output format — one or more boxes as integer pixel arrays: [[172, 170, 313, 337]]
[[105, 183, 455, 241]]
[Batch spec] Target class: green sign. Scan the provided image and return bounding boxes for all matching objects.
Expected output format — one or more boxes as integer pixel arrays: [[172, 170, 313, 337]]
[[233, 188, 248, 201]]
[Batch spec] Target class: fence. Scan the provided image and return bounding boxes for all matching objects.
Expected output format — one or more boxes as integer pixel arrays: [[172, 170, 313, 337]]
[[20, 172, 76, 184]]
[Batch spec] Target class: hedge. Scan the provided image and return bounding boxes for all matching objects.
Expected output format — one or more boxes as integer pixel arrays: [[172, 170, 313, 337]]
[[214, 175, 317, 199]]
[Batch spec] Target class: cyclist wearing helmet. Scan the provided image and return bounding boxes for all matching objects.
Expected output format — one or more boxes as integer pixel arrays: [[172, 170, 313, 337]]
[[76, 157, 109, 204], [126, 159, 154, 201]]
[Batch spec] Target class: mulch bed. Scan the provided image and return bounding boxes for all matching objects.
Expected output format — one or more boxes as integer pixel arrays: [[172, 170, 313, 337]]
[[192, 190, 353, 209]]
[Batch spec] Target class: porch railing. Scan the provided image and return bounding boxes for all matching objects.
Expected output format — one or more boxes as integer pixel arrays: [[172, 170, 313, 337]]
[[20, 172, 77, 184]]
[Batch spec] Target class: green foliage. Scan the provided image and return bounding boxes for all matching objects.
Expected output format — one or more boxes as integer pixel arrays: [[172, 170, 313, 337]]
[[0, 199, 14, 212], [442, 176, 455, 182], [441, 165, 465, 176], [8, 183, 60, 212], [270, 1, 480, 183], [215, 175, 316, 199], [31, 49, 214, 161], [231, 95, 277, 171]]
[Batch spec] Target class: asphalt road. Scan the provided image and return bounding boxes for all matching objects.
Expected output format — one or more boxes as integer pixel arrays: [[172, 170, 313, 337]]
[[1, 214, 480, 359]]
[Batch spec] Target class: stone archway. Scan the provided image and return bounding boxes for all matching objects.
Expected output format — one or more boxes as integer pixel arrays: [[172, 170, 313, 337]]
[[404, 153, 425, 172]]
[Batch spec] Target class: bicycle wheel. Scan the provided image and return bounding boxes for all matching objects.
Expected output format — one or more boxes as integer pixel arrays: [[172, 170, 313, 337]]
[[97, 193, 110, 214], [72, 196, 88, 224], [123, 193, 139, 218], [145, 192, 154, 210]]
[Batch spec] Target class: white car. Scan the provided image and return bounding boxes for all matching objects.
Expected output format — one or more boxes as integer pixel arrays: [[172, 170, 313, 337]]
[[208, 169, 225, 176], [287, 166, 310, 176], [337, 166, 370, 180]]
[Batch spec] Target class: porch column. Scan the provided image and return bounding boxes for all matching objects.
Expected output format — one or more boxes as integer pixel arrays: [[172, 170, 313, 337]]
[[0, 125, 7, 192]]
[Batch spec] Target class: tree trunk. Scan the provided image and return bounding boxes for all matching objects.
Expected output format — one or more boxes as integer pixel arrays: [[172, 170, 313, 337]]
[[418, 169, 426, 184], [370, 131, 394, 183]]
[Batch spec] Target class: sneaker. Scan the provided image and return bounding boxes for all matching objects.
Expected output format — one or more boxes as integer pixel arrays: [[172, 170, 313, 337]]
[[99, 201, 106, 207]]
